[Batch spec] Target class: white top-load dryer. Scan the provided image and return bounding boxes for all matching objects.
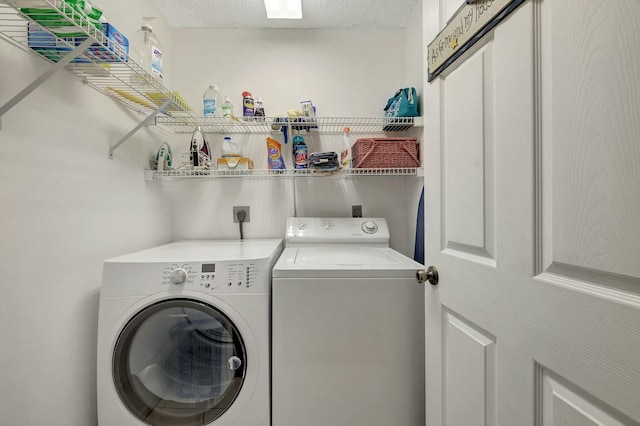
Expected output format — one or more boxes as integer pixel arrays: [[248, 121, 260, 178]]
[[97, 239, 282, 426], [271, 218, 425, 426]]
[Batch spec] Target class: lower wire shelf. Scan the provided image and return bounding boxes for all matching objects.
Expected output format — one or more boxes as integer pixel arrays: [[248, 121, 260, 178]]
[[145, 167, 422, 180]]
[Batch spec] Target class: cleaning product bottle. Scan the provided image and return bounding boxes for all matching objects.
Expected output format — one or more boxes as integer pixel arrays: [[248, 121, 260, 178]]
[[292, 135, 308, 170], [242, 91, 254, 118], [221, 136, 242, 157], [221, 96, 234, 118], [129, 17, 164, 85], [255, 97, 265, 121], [341, 127, 352, 168], [203, 84, 220, 117]]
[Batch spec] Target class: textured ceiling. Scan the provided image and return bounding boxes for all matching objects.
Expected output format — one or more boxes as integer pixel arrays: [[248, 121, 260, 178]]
[[149, 0, 421, 29]]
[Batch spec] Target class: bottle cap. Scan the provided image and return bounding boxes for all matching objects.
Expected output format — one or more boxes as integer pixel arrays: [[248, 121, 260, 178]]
[[141, 16, 156, 31], [292, 135, 304, 143], [242, 91, 252, 97]]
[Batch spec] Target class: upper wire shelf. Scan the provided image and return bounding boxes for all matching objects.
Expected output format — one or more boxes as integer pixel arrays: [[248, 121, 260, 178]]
[[0, 0, 194, 117], [154, 116, 420, 134]]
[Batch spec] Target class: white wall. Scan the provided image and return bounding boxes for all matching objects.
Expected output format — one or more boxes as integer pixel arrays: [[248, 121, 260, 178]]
[[0, 1, 174, 425], [172, 28, 406, 117], [168, 28, 423, 256], [406, 0, 425, 113]]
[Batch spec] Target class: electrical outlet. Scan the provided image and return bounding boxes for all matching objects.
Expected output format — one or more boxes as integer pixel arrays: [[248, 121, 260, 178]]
[[352, 205, 363, 218], [233, 206, 250, 223]]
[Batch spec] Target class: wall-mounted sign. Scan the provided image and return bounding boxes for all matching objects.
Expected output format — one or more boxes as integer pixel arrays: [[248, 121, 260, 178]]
[[427, 0, 526, 81]]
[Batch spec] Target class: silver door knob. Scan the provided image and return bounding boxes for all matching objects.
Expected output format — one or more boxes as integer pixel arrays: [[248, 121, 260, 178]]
[[416, 266, 439, 285]]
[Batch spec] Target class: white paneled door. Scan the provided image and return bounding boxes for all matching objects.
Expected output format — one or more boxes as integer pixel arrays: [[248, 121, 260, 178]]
[[423, 1, 640, 425]]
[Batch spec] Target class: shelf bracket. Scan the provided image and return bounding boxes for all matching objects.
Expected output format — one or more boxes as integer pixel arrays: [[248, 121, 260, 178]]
[[0, 37, 95, 122], [108, 99, 173, 159]]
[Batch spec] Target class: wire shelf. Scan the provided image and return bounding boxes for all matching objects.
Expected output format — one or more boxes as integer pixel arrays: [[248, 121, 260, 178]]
[[145, 167, 420, 180], [0, 0, 194, 116], [1, 1, 419, 135], [154, 116, 418, 134]]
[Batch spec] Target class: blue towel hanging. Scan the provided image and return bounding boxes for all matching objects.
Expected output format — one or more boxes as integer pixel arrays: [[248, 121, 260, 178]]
[[414, 187, 425, 264]]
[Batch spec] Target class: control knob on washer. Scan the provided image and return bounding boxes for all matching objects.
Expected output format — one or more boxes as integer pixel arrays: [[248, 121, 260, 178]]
[[170, 268, 188, 285], [361, 220, 378, 234]]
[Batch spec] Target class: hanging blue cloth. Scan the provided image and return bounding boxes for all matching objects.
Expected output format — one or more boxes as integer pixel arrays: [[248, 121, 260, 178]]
[[414, 187, 425, 264]]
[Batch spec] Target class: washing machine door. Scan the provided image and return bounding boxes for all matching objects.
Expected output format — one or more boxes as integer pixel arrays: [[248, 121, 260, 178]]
[[112, 298, 247, 425]]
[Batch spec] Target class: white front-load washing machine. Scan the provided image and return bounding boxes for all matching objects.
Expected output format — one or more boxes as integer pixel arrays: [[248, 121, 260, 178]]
[[272, 218, 425, 426], [97, 239, 282, 426]]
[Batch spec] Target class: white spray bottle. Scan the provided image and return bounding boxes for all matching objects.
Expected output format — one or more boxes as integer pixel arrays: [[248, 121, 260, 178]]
[[341, 127, 352, 168]]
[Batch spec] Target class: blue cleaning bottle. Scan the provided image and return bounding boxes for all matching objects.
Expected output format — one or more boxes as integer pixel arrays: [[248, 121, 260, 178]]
[[292, 135, 308, 169]]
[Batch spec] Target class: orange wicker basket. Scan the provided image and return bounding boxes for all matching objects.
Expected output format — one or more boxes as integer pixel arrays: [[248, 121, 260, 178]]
[[351, 137, 420, 169]]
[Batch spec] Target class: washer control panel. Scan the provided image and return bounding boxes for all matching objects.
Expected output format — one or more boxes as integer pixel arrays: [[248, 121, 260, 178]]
[[285, 217, 390, 245], [161, 260, 266, 293]]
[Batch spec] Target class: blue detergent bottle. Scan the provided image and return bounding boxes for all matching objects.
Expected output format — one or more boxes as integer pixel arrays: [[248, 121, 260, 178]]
[[292, 135, 308, 169]]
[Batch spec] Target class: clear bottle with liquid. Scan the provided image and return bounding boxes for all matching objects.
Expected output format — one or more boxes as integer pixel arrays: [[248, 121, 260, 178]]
[[221, 96, 234, 118], [129, 17, 164, 87], [341, 127, 352, 168], [203, 84, 220, 116]]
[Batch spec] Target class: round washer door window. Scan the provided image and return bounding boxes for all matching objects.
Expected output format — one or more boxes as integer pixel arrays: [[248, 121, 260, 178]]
[[113, 299, 247, 425]]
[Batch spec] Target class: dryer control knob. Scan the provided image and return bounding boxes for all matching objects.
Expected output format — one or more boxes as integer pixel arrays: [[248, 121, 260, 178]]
[[170, 268, 188, 285], [362, 220, 378, 234]]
